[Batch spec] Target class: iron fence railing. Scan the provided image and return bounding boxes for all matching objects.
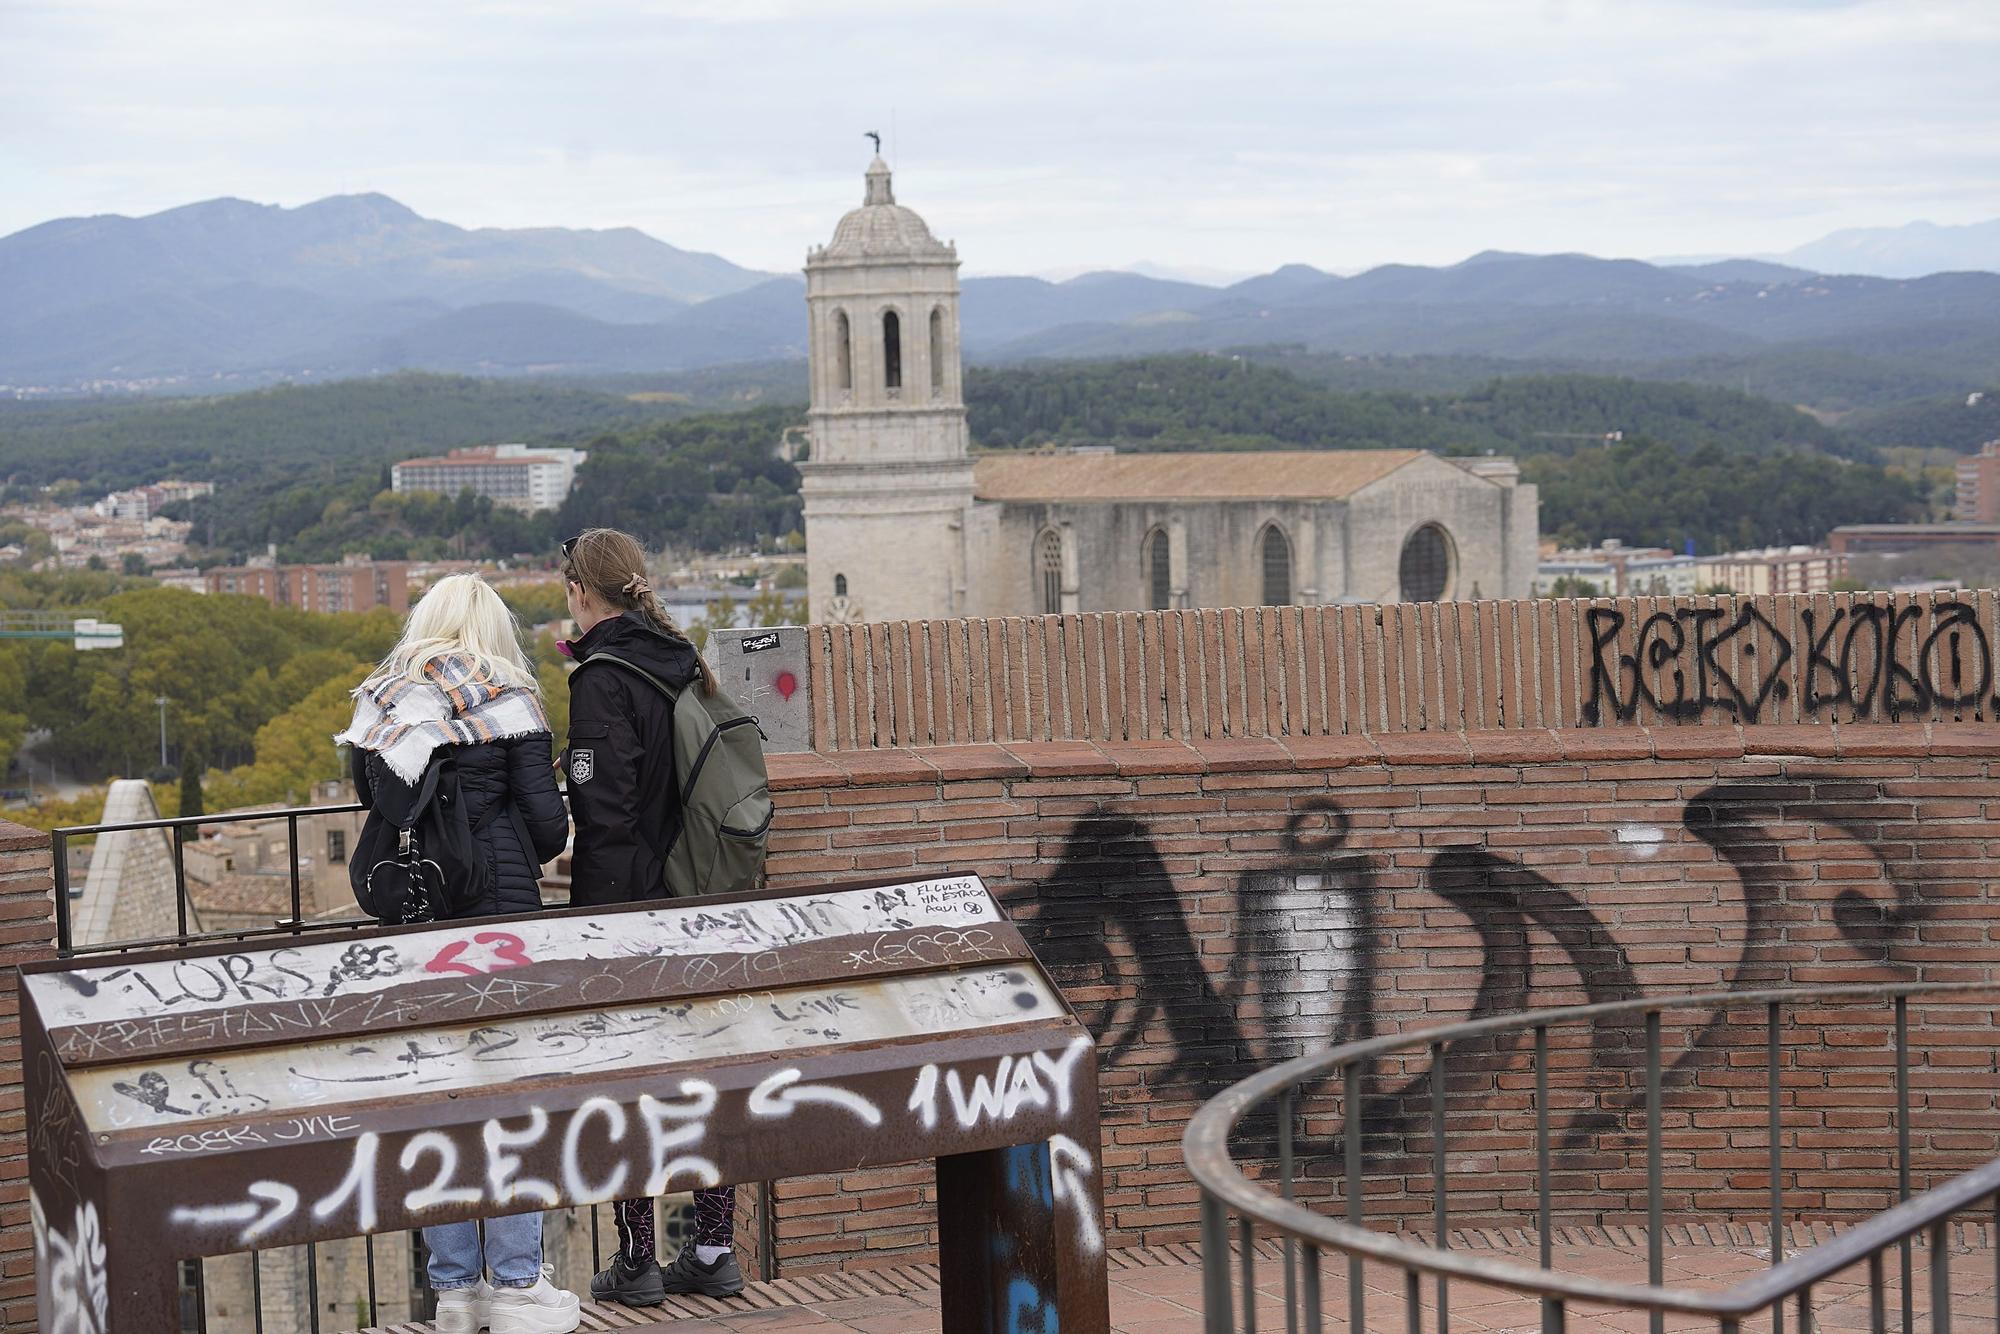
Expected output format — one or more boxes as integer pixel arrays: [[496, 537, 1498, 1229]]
[[1185, 981, 2000, 1334], [45, 802, 723, 1334], [52, 799, 372, 957]]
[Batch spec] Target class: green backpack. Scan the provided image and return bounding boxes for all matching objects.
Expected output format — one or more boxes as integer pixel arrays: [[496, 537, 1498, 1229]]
[[583, 650, 774, 898]]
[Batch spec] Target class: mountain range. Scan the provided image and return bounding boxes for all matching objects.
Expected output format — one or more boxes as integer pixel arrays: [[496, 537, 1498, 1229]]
[[1663, 216, 2000, 282], [5, 194, 1999, 412]]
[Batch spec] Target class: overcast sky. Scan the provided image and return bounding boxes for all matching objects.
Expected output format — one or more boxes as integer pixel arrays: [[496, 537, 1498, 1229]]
[[3, 0, 1996, 278]]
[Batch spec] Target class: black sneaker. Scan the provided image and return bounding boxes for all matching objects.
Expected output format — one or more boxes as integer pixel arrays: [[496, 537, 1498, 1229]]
[[658, 1246, 745, 1298], [589, 1252, 665, 1307]]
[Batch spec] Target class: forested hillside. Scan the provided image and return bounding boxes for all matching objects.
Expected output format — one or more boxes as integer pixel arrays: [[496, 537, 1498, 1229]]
[[2, 357, 1931, 566], [964, 356, 1853, 458], [0, 373, 682, 492]]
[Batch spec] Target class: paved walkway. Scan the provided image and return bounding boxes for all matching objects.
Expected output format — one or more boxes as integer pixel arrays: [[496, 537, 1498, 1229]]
[[356, 1224, 1998, 1333]]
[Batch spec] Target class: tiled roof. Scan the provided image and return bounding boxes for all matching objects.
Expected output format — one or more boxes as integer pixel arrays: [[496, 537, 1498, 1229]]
[[971, 450, 1427, 503]]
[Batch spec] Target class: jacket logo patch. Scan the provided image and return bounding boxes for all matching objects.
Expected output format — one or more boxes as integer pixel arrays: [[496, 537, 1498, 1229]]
[[571, 750, 594, 784]]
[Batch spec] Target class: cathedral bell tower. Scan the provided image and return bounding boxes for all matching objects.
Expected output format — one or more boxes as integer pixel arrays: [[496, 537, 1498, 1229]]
[[798, 155, 974, 625]]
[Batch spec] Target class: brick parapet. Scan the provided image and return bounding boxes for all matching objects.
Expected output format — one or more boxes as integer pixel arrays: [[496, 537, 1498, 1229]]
[[766, 723, 1977, 792], [760, 725, 2000, 1274], [800, 594, 2000, 751], [0, 819, 55, 1333]]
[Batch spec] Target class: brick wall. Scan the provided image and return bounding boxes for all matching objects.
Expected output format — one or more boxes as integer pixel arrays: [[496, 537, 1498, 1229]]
[[759, 723, 2000, 1270], [801, 592, 2000, 749], [0, 820, 56, 1332]]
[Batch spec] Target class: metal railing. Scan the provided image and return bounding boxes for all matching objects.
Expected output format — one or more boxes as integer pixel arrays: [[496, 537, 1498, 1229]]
[[45, 802, 718, 1333], [1185, 981, 2000, 1334], [52, 799, 372, 957]]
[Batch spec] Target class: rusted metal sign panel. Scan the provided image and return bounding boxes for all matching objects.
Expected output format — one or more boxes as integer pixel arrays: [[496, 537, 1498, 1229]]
[[24, 874, 1108, 1334]]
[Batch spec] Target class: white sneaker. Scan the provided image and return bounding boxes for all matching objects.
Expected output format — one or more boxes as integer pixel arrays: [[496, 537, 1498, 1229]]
[[433, 1279, 491, 1333], [487, 1266, 580, 1334]]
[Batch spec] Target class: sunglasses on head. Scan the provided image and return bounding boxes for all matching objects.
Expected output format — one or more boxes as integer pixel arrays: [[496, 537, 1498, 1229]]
[[560, 536, 579, 560]]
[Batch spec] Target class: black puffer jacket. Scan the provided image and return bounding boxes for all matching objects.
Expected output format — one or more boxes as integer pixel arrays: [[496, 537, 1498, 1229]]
[[565, 612, 701, 906], [351, 735, 569, 918]]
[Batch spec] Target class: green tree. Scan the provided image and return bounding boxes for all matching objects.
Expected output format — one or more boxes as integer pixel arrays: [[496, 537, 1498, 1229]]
[[178, 758, 205, 819], [532, 632, 570, 755], [204, 674, 361, 810], [0, 645, 26, 777]]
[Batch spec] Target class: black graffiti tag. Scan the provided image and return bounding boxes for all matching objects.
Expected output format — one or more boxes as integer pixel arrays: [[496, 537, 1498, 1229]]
[[1583, 605, 1794, 724], [1588, 599, 1997, 725]]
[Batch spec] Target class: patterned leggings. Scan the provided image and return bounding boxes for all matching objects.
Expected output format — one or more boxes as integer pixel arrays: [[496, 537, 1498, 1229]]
[[613, 1188, 734, 1262]]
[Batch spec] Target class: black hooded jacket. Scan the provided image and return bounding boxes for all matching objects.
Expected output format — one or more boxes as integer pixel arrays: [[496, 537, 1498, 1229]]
[[565, 611, 701, 905]]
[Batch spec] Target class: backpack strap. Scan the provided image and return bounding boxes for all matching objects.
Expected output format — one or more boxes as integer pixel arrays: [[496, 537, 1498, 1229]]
[[367, 751, 444, 854], [578, 650, 686, 704]]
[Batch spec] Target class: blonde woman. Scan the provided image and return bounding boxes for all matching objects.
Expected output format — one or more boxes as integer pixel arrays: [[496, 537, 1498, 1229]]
[[336, 573, 577, 1334]]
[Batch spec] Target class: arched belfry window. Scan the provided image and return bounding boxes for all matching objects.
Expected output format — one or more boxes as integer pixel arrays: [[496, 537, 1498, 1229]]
[[833, 310, 852, 390], [929, 307, 945, 392], [1037, 530, 1063, 615], [1260, 525, 1292, 606], [1399, 523, 1454, 602], [882, 310, 902, 390], [834, 573, 848, 598], [1145, 528, 1171, 610]]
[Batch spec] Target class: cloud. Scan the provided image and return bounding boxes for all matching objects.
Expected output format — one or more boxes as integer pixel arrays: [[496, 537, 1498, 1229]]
[[2, 0, 1996, 273]]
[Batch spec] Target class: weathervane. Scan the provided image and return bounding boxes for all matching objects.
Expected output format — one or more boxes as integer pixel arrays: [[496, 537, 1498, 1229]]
[[865, 131, 881, 155]]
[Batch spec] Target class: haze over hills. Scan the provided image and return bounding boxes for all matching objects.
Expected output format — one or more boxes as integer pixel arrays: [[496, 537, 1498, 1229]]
[[1662, 216, 2000, 282], [5, 193, 2000, 416]]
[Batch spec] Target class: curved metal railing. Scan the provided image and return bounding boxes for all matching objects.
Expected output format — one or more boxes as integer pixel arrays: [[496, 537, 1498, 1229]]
[[1185, 981, 2000, 1334]]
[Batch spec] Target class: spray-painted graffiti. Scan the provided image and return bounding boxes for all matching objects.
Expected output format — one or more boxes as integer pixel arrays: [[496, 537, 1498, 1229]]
[[1026, 778, 1929, 1152], [33, 1188, 108, 1334], [26, 871, 1111, 1333], [28, 876, 1001, 1033], [1582, 599, 2000, 724], [161, 1044, 1093, 1250], [73, 966, 1066, 1133]]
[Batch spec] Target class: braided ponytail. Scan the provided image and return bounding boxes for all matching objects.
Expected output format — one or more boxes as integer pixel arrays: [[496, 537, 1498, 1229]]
[[634, 584, 718, 696], [560, 528, 718, 696]]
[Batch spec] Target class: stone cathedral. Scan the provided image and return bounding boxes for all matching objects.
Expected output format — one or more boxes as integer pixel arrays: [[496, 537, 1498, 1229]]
[[797, 157, 1539, 626]]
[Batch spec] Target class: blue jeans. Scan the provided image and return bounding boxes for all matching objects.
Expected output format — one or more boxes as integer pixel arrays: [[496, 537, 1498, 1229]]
[[424, 1211, 544, 1290]]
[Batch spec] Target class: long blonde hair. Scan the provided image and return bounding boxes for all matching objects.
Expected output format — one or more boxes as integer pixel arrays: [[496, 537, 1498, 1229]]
[[363, 573, 539, 696]]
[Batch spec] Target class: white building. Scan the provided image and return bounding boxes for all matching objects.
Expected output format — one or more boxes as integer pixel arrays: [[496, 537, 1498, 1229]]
[[1533, 540, 1699, 597], [392, 444, 588, 512], [92, 489, 153, 521], [1695, 545, 1846, 596], [797, 158, 1539, 625]]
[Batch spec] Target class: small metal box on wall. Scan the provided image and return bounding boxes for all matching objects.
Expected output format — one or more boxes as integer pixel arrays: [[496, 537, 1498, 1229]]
[[711, 624, 811, 752], [22, 875, 1108, 1333]]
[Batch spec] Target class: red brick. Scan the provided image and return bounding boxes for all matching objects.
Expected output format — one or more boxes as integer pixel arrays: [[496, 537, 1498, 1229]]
[[1185, 736, 1290, 773], [766, 750, 852, 792], [831, 749, 941, 786], [1000, 740, 1118, 777], [905, 743, 1031, 781]]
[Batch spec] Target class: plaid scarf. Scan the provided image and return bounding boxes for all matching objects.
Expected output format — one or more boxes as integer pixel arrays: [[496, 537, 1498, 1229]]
[[335, 652, 551, 784]]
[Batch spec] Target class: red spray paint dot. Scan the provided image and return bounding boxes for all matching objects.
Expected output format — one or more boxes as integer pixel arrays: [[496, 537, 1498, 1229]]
[[774, 670, 798, 701]]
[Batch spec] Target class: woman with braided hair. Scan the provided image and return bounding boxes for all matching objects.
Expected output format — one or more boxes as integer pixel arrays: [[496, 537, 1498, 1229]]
[[557, 528, 745, 1307]]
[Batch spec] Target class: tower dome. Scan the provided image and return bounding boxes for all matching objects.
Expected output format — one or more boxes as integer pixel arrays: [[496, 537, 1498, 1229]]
[[815, 157, 956, 263]]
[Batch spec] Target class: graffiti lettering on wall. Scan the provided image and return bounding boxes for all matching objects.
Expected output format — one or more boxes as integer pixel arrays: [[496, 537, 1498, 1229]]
[[1582, 600, 1998, 724], [1027, 781, 1928, 1152], [159, 1046, 1097, 1254]]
